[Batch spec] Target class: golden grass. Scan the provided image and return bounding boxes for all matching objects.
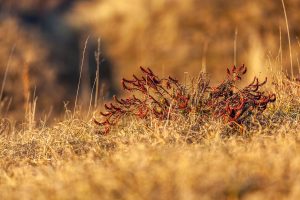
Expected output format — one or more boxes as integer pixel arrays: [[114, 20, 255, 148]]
[[2, 1, 300, 199], [0, 73, 299, 199]]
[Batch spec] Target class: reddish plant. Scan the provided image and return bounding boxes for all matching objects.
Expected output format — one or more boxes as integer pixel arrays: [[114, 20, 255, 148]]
[[94, 65, 276, 133], [208, 65, 276, 123], [94, 67, 191, 133]]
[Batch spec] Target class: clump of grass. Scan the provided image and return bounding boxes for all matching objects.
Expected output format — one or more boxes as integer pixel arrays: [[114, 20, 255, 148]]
[[95, 65, 276, 133], [0, 66, 299, 200]]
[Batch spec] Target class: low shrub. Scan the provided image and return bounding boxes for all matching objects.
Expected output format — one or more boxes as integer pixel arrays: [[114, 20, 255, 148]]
[[95, 65, 276, 133]]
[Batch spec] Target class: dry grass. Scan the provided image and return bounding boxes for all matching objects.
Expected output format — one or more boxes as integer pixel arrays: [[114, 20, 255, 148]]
[[2, 1, 300, 199], [0, 73, 299, 199]]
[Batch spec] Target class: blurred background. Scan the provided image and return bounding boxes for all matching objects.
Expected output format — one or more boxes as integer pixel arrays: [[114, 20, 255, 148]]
[[0, 0, 300, 120]]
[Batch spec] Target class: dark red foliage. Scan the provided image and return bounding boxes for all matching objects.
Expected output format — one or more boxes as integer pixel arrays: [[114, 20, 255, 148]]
[[208, 64, 276, 123], [94, 67, 190, 133], [95, 65, 276, 133]]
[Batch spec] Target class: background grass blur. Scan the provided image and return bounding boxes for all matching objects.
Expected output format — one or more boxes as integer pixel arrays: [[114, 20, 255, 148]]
[[1, 0, 300, 119], [70, 0, 300, 79]]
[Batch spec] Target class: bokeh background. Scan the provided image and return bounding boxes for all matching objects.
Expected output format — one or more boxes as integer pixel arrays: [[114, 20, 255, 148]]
[[0, 0, 300, 119]]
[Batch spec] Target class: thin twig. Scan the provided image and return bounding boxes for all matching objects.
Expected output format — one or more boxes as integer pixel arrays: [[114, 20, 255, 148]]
[[233, 28, 238, 66], [94, 38, 101, 108], [74, 36, 90, 114], [281, 0, 293, 79], [0, 44, 16, 101]]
